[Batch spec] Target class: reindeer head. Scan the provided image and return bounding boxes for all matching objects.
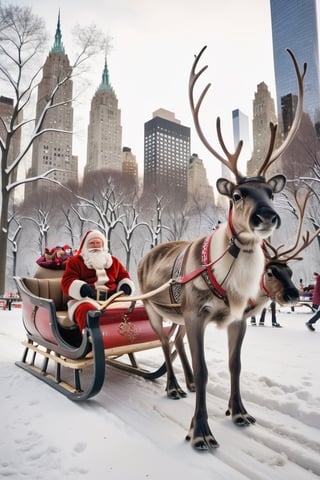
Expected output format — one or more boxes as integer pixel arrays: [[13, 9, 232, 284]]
[[189, 46, 306, 243], [262, 188, 320, 305], [262, 261, 299, 305], [217, 175, 286, 240]]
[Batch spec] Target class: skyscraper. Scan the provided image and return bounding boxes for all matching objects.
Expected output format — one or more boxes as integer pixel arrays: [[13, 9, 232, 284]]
[[281, 93, 298, 135], [28, 13, 78, 192], [232, 109, 251, 176], [85, 60, 122, 174], [122, 147, 138, 183], [143, 109, 190, 204], [188, 153, 215, 205], [270, 0, 320, 127], [247, 82, 278, 176]]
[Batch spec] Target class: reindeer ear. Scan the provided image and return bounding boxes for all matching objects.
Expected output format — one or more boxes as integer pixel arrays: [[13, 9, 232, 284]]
[[267, 174, 286, 193], [216, 178, 235, 197]]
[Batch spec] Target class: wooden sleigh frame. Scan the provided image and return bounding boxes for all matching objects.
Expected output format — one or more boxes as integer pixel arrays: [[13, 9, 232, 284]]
[[14, 274, 176, 401]]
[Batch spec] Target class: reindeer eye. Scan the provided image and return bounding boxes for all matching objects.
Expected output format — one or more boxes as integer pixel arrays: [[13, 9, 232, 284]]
[[233, 192, 242, 202], [266, 268, 273, 278]]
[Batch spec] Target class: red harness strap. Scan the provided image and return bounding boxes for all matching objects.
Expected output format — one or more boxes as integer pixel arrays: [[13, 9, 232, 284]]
[[259, 271, 272, 298], [201, 233, 227, 299], [176, 232, 228, 301]]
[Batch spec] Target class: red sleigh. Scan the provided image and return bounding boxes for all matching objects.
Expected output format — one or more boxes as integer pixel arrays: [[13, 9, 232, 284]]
[[14, 269, 176, 401]]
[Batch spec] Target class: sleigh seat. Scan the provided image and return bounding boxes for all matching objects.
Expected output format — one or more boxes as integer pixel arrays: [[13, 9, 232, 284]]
[[14, 273, 176, 401]]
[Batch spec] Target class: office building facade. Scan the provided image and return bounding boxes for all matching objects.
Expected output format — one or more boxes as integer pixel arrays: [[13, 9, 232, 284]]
[[122, 147, 138, 184], [270, 0, 320, 127], [188, 153, 215, 206], [232, 109, 251, 177], [143, 109, 190, 204]]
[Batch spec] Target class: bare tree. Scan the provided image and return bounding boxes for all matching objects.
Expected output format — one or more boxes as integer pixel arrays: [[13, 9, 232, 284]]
[[111, 204, 149, 270], [164, 207, 191, 241], [20, 208, 50, 254], [0, 3, 105, 293], [7, 215, 22, 279]]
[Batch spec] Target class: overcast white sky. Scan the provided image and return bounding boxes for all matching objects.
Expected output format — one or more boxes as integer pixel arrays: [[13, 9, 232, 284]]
[[17, 0, 277, 184]]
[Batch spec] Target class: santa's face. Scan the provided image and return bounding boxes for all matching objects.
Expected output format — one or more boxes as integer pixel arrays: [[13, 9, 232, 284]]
[[87, 237, 104, 251], [81, 236, 112, 270]]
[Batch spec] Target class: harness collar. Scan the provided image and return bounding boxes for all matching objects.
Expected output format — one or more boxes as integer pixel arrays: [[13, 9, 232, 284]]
[[174, 232, 231, 302], [260, 273, 271, 299], [200, 233, 227, 301], [170, 229, 268, 308]]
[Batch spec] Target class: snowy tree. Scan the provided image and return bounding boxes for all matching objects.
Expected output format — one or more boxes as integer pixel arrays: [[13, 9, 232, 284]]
[[0, 3, 105, 293], [7, 215, 21, 278]]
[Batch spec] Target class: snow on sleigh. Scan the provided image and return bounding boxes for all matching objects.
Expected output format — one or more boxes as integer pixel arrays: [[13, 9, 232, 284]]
[[14, 269, 176, 401]]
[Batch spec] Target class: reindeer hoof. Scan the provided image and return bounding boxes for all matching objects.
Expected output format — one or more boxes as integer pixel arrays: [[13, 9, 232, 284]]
[[186, 433, 219, 450], [232, 413, 256, 426], [191, 436, 219, 450], [167, 388, 187, 399]]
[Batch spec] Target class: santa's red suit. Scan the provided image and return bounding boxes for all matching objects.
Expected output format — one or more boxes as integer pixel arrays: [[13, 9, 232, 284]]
[[61, 230, 135, 331]]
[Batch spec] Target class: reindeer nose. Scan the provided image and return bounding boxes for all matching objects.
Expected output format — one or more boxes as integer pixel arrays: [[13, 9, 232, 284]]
[[283, 289, 300, 304], [252, 210, 281, 228]]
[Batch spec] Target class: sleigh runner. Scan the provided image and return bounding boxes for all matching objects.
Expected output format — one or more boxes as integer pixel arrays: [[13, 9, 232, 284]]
[[14, 274, 176, 401]]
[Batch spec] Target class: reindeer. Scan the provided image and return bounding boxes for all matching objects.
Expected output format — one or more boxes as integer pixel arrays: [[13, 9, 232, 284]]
[[137, 46, 306, 450], [226, 187, 320, 426]]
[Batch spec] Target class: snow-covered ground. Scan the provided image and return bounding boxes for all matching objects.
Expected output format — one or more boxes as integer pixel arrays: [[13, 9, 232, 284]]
[[0, 305, 319, 480]]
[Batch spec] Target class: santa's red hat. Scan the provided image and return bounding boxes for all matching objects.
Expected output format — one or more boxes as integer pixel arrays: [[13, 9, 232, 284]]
[[77, 230, 107, 255]]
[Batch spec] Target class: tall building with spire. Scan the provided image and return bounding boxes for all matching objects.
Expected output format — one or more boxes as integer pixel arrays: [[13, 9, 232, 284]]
[[28, 12, 77, 193], [85, 59, 122, 174]]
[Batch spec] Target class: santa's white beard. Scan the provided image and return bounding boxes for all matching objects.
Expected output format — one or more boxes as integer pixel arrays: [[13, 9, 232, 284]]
[[82, 249, 111, 270]]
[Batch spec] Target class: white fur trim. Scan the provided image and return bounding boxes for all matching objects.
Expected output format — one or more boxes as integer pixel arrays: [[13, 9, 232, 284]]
[[94, 268, 109, 288], [67, 298, 100, 323], [69, 280, 87, 300], [117, 278, 135, 295]]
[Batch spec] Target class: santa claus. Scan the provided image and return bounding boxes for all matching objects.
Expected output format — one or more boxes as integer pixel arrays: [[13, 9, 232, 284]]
[[61, 230, 135, 331]]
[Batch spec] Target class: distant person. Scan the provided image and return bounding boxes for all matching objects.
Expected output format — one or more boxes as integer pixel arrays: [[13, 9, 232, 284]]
[[306, 272, 320, 332], [62, 230, 135, 332], [251, 301, 281, 327], [299, 278, 305, 295]]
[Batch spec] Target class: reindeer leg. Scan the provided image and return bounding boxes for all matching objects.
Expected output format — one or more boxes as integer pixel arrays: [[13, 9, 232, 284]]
[[185, 315, 218, 450], [175, 325, 195, 392], [144, 303, 186, 399], [226, 319, 256, 426]]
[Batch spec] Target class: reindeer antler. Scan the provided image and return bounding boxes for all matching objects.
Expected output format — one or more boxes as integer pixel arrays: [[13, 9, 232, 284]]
[[189, 46, 244, 180], [257, 49, 307, 177], [264, 187, 320, 263]]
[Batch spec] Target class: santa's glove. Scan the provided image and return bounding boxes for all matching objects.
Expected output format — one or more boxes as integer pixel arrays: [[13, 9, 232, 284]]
[[119, 283, 132, 295], [80, 283, 97, 299]]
